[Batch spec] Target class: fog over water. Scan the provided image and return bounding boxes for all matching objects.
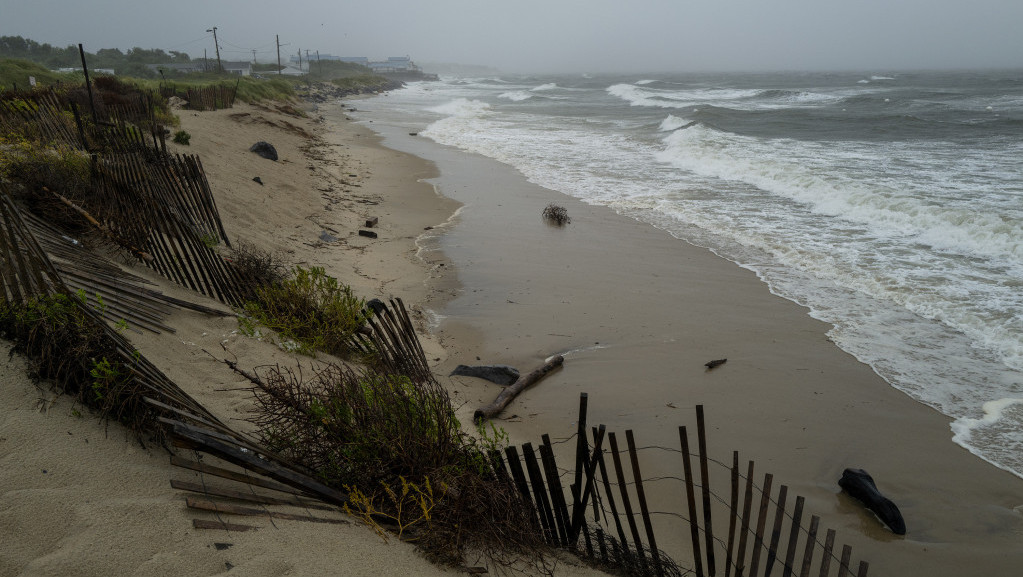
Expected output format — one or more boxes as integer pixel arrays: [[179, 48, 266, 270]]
[[2, 0, 1021, 72]]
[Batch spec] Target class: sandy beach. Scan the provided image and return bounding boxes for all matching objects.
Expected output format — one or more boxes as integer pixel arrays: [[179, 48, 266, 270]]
[[347, 101, 1023, 576], [0, 99, 600, 577], [2, 89, 1022, 577]]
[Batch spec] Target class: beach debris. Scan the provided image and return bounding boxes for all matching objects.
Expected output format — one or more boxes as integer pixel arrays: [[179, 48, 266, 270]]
[[474, 355, 564, 423], [319, 230, 338, 243], [839, 468, 906, 535], [365, 216, 379, 228], [704, 358, 727, 370], [249, 141, 279, 161], [450, 364, 521, 386], [409, 132, 419, 136], [542, 203, 571, 226], [252, 176, 263, 185], [358, 229, 378, 238]]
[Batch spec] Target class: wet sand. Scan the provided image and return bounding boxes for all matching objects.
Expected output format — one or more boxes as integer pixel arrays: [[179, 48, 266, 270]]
[[347, 106, 1023, 576]]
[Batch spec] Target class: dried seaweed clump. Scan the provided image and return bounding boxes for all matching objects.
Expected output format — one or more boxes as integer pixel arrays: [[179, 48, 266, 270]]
[[249, 362, 549, 570], [542, 203, 571, 226]]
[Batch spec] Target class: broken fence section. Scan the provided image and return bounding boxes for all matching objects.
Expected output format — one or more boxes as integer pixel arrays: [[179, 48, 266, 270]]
[[493, 394, 870, 577]]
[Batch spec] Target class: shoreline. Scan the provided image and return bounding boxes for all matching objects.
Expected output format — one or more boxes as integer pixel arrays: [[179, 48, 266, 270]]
[[346, 96, 1023, 576], [1, 89, 1020, 575]]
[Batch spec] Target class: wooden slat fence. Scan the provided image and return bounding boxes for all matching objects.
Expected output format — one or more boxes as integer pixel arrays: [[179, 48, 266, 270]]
[[159, 83, 238, 111], [493, 394, 871, 577]]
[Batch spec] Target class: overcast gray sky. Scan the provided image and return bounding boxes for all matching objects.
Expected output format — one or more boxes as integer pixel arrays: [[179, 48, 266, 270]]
[[2, 0, 1021, 73]]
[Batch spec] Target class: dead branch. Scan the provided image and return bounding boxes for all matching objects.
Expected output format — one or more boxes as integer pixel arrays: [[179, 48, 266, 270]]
[[474, 355, 564, 423]]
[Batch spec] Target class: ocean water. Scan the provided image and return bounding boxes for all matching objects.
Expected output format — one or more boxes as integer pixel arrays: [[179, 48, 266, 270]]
[[354, 70, 1023, 478]]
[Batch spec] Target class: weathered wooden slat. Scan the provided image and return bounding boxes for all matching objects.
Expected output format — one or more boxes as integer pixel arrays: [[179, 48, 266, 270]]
[[680, 426, 705, 577], [749, 473, 774, 577], [169, 422, 347, 507], [799, 516, 820, 577], [856, 561, 868, 577], [765, 484, 789, 576], [595, 434, 633, 566], [819, 529, 836, 577], [838, 545, 852, 577], [171, 479, 335, 510], [626, 430, 662, 577], [696, 405, 716, 576], [186, 497, 347, 524], [726, 451, 740, 577], [735, 461, 756, 577], [540, 434, 571, 546], [170, 456, 308, 497], [569, 424, 605, 543], [609, 432, 649, 574], [783, 496, 805, 577], [521, 443, 558, 545]]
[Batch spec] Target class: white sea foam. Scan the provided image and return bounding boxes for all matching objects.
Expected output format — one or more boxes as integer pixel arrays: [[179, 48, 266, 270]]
[[871, 75, 896, 81], [658, 114, 688, 131], [636, 79, 657, 85], [499, 91, 534, 102], [363, 72, 1023, 478], [426, 98, 491, 117], [531, 83, 558, 91]]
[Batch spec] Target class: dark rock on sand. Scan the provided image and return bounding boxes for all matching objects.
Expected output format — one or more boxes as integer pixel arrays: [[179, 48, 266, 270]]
[[367, 298, 386, 315], [839, 468, 906, 535], [252, 176, 263, 185], [705, 358, 727, 369], [450, 364, 521, 386], [249, 141, 278, 161]]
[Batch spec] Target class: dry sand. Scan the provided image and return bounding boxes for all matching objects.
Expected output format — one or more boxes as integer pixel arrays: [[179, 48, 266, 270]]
[[350, 110, 1023, 576], [0, 101, 600, 577]]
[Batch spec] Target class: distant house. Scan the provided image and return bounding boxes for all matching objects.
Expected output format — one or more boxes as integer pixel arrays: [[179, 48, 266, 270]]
[[56, 67, 115, 75], [368, 57, 416, 73], [147, 59, 251, 76]]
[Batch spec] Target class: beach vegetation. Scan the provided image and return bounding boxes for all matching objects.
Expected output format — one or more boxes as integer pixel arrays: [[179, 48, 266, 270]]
[[249, 361, 549, 568], [0, 293, 136, 422], [542, 203, 571, 226], [0, 58, 80, 90], [0, 136, 92, 199], [172, 129, 190, 145], [238, 264, 368, 358]]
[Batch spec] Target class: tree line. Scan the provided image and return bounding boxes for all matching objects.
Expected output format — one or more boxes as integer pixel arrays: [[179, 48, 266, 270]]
[[0, 36, 192, 78]]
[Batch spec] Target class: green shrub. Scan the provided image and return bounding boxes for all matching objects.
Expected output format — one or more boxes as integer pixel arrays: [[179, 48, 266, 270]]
[[172, 130, 190, 145], [240, 265, 367, 357]]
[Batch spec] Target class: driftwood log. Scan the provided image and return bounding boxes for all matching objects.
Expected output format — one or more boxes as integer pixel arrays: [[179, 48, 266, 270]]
[[474, 355, 564, 423]]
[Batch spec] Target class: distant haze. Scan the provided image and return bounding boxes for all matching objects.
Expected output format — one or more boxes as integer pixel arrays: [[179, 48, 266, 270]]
[[2, 0, 1021, 73]]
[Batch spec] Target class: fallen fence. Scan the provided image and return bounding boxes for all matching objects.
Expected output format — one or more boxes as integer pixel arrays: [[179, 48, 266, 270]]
[[492, 394, 870, 577]]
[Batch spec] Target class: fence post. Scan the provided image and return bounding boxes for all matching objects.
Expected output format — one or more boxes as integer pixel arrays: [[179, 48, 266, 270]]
[[696, 405, 717, 575], [799, 516, 820, 577], [609, 432, 649, 574], [782, 495, 805, 577], [736, 461, 756, 576], [521, 443, 557, 545], [749, 473, 774, 576], [765, 484, 789, 576], [540, 434, 571, 546], [626, 430, 663, 577], [680, 426, 705, 577], [726, 451, 740, 577]]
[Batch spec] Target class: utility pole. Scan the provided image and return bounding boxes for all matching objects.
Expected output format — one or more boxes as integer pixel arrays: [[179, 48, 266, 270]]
[[297, 49, 302, 72], [305, 49, 311, 74], [207, 26, 222, 73], [276, 35, 281, 74], [316, 50, 320, 75], [252, 49, 257, 64]]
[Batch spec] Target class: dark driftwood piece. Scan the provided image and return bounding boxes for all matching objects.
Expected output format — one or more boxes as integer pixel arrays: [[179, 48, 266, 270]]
[[473, 355, 564, 423], [839, 468, 906, 535]]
